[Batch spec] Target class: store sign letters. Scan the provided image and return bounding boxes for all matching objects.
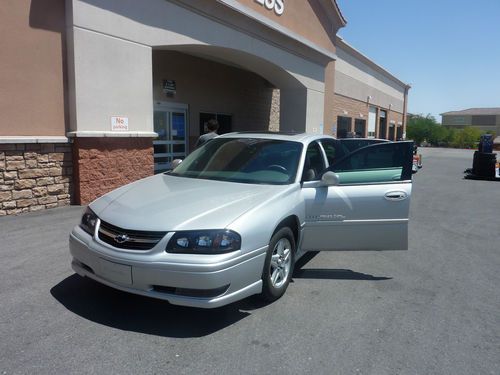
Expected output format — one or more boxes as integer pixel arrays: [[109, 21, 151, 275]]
[[255, 0, 284, 16], [111, 116, 129, 131]]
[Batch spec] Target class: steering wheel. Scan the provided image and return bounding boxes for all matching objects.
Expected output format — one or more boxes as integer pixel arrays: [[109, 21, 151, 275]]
[[266, 164, 288, 173]]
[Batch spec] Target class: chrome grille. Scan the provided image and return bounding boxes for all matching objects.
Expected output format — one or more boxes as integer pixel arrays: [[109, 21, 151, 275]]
[[98, 220, 167, 250]]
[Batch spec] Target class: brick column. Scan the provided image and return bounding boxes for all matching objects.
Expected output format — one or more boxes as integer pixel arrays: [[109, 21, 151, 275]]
[[72, 137, 154, 205]]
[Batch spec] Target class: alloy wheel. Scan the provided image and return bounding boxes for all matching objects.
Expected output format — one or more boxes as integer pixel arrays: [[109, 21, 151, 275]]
[[269, 238, 292, 288]]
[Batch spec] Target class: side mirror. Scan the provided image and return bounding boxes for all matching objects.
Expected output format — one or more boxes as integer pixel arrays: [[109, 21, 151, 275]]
[[171, 159, 183, 169], [321, 171, 340, 186]]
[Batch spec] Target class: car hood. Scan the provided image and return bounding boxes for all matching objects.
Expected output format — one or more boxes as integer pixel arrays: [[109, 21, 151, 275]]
[[90, 174, 286, 231]]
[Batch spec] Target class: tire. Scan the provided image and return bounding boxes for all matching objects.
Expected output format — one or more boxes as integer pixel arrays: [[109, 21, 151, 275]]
[[260, 227, 296, 302]]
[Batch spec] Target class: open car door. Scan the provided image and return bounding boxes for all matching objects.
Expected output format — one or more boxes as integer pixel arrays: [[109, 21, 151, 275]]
[[301, 141, 414, 251]]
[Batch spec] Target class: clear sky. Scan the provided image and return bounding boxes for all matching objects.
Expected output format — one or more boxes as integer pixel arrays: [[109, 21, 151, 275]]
[[335, 0, 500, 122]]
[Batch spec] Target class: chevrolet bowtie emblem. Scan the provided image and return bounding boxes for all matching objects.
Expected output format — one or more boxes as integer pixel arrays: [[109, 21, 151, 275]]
[[114, 233, 130, 244]]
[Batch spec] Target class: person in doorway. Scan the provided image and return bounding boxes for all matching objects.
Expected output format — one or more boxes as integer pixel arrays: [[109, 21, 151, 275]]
[[195, 119, 219, 148]]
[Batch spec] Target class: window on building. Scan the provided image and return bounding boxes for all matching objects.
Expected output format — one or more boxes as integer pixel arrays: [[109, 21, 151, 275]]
[[389, 123, 396, 141], [378, 110, 387, 139], [472, 115, 495, 126], [396, 125, 404, 140], [450, 116, 466, 125], [200, 112, 232, 135], [337, 116, 351, 138], [354, 119, 366, 137]]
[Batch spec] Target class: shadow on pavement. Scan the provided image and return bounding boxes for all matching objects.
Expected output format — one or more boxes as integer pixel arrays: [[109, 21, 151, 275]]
[[293, 251, 391, 280], [50, 274, 254, 338], [294, 269, 392, 281]]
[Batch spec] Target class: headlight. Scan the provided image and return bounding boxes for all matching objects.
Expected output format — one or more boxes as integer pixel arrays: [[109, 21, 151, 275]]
[[80, 207, 98, 236], [166, 230, 241, 254]]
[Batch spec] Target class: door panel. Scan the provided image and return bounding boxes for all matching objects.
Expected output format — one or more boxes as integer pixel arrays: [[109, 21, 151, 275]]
[[300, 141, 413, 251], [301, 182, 411, 250]]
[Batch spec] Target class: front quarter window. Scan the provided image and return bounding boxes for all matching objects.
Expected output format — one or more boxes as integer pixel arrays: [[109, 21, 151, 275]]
[[301, 142, 326, 181]]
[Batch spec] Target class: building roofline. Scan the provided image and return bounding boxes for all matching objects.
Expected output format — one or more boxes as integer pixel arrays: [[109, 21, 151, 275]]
[[440, 107, 500, 116], [331, 0, 347, 27], [335, 36, 410, 89], [216, 0, 337, 61]]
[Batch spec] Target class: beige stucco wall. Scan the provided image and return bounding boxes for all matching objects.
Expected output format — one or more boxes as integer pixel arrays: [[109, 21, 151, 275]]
[[68, 27, 153, 134], [67, 0, 329, 135], [0, 0, 66, 137], [335, 46, 405, 113], [323, 61, 336, 135], [235, 0, 338, 53]]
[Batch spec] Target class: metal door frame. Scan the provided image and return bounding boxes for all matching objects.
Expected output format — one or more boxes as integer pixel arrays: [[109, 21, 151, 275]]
[[153, 101, 188, 173]]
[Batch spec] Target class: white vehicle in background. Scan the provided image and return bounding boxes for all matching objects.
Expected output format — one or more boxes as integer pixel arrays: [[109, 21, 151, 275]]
[[69, 132, 414, 308]]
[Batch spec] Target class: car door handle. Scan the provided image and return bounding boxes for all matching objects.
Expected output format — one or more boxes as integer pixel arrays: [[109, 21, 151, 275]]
[[384, 191, 408, 201]]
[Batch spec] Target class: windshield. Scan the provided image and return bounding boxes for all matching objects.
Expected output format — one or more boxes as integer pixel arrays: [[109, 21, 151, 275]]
[[170, 138, 303, 185]]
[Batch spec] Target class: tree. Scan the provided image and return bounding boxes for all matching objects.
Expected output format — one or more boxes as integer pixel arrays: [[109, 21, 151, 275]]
[[428, 124, 448, 146], [407, 114, 484, 148], [451, 126, 482, 148], [406, 114, 440, 145], [444, 127, 457, 146]]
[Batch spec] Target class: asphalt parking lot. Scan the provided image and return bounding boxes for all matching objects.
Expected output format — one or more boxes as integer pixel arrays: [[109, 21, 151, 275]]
[[1, 147, 499, 375]]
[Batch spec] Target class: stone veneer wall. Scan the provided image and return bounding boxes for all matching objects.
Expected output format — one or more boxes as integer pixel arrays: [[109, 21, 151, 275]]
[[0, 143, 72, 216], [72, 137, 154, 205], [269, 89, 280, 132]]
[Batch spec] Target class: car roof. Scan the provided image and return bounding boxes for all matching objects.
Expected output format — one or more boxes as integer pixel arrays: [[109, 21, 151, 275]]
[[216, 131, 335, 144], [338, 138, 389, 142]]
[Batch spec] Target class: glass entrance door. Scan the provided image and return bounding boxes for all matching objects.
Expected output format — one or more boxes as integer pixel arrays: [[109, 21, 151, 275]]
[[154, 103, 188, 173]]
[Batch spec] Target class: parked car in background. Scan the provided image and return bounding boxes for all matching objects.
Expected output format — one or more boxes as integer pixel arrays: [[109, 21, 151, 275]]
[[69, 132, 414, 308]]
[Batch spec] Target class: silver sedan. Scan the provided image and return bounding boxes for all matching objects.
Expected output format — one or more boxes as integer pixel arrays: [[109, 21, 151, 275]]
[[69, 132, 414, 308]]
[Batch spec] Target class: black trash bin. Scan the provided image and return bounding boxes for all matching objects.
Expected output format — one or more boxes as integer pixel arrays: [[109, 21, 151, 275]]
[[472, 151, 497, 177]]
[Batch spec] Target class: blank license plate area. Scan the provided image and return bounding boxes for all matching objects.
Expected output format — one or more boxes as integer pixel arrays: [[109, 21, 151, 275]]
[[98, 258, 132, 285]]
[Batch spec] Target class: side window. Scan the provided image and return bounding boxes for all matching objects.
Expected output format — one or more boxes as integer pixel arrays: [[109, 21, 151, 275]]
[[319, 139, 339, 166], [302, 142, 326, 181], [329, 142, 413, 184]]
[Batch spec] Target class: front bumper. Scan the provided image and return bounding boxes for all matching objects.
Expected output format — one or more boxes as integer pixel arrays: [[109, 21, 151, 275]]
[[69, 225, 267, 308]]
